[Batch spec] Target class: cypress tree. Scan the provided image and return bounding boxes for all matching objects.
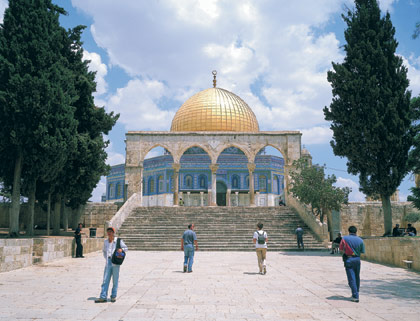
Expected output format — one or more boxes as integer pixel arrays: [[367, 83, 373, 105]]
[[324, 0, 413, 235], [0, 0, 77, 237], [408, 97, 420, 209]]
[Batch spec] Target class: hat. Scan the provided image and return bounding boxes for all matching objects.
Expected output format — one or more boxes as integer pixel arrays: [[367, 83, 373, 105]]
[[107, 227, 116, 233]]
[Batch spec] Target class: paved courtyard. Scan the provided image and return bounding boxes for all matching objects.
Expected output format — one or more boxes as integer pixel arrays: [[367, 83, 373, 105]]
[[0, 251, 419, 321]]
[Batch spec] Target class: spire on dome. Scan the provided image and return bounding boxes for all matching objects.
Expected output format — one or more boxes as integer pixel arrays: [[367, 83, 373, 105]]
[[212, 70, 217, 88]]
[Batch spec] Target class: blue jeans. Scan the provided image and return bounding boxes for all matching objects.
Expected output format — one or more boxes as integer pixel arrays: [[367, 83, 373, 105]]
[[184, 245, 194, 271], [297, 236, 304, 248], [100, 258, 120, 299], [344, 256, 361, 299]]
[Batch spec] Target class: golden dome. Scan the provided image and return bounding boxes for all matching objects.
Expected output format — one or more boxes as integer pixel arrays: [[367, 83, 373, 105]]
[[170, 87, 259, 132]]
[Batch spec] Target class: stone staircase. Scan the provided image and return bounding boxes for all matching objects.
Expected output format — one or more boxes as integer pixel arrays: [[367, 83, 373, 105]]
[[118, 206, 326, 251]]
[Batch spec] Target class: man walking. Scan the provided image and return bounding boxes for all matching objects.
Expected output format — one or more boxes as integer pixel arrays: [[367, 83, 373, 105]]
[[181, 223, 198, 273], [95, 227, 128, 303], [295, 226, 304, 250], [339, 226, 365, 303], [74, 223, 84, 258], [253, 223, 268, 275]]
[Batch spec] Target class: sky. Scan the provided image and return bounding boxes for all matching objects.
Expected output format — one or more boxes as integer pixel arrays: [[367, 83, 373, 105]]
[[1, 0, 420, 202]]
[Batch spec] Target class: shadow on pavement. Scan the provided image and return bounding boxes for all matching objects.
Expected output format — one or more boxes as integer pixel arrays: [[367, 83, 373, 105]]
[[362, 278, 420, 300], [279, 251, 331, 257], [243, 272, 261, 275], [87, 297, 97, 301], [326, 295, 351, 301]]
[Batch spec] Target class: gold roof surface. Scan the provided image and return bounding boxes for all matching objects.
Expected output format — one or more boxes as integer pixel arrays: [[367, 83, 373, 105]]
[[170, 87, 259, 132]]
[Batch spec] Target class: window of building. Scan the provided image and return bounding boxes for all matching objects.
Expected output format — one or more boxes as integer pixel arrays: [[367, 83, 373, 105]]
[[109, 183, 114, 198], [158, 175, 164, 193], [259, 175, 267, 192], [148, 177, 155, 194], [116, 183, 122, 198], [198, 174, 207, 189], [232, 175, 239, 189], [245, 175, 249, 188], [142, 179, 145, 196], [273, 176, 279, 194], [185, 175, 193, 189]]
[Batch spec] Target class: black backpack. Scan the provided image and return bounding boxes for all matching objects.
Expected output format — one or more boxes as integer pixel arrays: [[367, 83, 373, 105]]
[[111, 238, 126, 265], [257, 231, 266, 244]]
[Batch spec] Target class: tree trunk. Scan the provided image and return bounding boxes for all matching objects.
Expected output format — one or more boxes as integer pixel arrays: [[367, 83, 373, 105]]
[[25, 178, 37, 236], [9, 151, 23, 237], [325, 209, 333, 241], [381, 194, 393, 236], [61, 197, 68, 232], [52, 194, 62, 235], [47, 192, 51, 236], [71, 205, 84, 230]]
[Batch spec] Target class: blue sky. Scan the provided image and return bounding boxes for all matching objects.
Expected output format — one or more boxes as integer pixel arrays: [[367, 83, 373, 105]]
[[1, 0, 420, 202]]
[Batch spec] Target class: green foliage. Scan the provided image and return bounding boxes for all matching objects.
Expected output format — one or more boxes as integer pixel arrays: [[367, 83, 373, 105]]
[[289, 159, 351, 223], [323, 0, 413, 234], [404, 211, 420, 223]]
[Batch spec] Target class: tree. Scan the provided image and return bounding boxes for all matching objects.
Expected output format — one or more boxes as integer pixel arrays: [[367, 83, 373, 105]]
[[0, 0, 77, 237], [289, 159, 351, 240], [323, 0, 413, 236], [408, 98, 420, 210]]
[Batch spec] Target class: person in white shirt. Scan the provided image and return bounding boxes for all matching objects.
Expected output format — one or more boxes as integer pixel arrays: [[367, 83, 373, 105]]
[[95, 227, 128, 303], [253, 222, 268, 275]]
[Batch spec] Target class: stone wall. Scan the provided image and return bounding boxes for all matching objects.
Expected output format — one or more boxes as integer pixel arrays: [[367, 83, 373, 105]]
[[0, 239, 33, 273], [82, 203, 119, 228], [340, 202, 420, 236], [362, 237, 420, 272]]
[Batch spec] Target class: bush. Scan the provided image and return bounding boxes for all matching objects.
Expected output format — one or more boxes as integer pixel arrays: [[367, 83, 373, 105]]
[[405, 212, 420, 223]]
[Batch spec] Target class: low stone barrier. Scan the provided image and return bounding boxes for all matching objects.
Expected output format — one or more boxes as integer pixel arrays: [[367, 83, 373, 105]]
[[0, 239, 33, 273], [362, 237, 420, 272], [0, 237, 104, 272]]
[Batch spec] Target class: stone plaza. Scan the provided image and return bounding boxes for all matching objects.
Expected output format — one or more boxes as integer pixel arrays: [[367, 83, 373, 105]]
[[0, 250, 419, 321]]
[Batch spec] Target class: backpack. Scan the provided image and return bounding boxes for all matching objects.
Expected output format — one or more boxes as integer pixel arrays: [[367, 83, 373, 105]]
[[257, 231, 266, 245], [111, 238, 126, 265]]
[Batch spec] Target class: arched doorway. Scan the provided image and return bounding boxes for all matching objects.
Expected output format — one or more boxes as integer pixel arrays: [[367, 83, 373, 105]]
[[216, 181, 227, 206]]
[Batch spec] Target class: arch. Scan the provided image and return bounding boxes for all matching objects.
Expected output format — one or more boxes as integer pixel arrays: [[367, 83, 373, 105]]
[[148, 177, 155, 194], [198, 174, 208, 189], [215, 144, 251, 162], [141, 143, 175, 163], [184, 174, 193, 189], [250, 144, 286, 163], [231, 174, 240, 189], [176, 144, 214, 164]]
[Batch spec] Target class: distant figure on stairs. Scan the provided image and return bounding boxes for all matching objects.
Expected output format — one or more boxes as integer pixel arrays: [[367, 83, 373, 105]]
[[295, 226, 304, 250], [279, 198, 286, 206], [253, 223, 268, 275], [179, 198, 184, 206], [181, 224, 198, 273]]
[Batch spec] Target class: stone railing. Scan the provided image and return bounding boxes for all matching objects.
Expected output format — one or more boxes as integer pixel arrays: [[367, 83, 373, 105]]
[[0, 237, 103, 273], [362, 237, 420, 272], [107, 193, 141, 232], [287, 196, 329, 243]]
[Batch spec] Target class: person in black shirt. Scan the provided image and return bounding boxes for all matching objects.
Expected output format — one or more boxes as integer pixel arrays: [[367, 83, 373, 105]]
[[75, 223, 84, 258], [331, 232, 342, 254], [392, 224, 401, 237], [406, 224, 417, 236]]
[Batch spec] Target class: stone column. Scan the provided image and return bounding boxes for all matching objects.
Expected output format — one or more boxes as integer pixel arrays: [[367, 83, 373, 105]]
[[200, 192, 204, 207], [235, 191, 239, 206], [125, 164, 143, 205], [187, 191, 191, 207], [227, 189, 231, 207], [248, 163, 256, 207], [209, 164, 219, 206], [172, 163, 181, 206]]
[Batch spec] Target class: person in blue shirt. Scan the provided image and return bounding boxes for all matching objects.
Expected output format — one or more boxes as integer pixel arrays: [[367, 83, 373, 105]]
[[181, 223, 198, 273], [339, 226, 365, 303]]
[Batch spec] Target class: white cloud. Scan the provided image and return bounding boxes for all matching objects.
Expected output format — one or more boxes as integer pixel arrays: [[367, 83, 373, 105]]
[[301, 127, 332, 145], [83, 50, 108, 97], [403, 54, 420, 96], [72, 0, 345, 133], [378, 0, 398, 13], [89, 176, 106, 202], [335, 177, 366, 202], [0, 0, 7, 24], [106, 142, 125, 166], [106, 79, 174, 131]]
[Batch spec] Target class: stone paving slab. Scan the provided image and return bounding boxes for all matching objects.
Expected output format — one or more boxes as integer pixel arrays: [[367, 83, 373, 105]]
[[0, 251, 419, 320]]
